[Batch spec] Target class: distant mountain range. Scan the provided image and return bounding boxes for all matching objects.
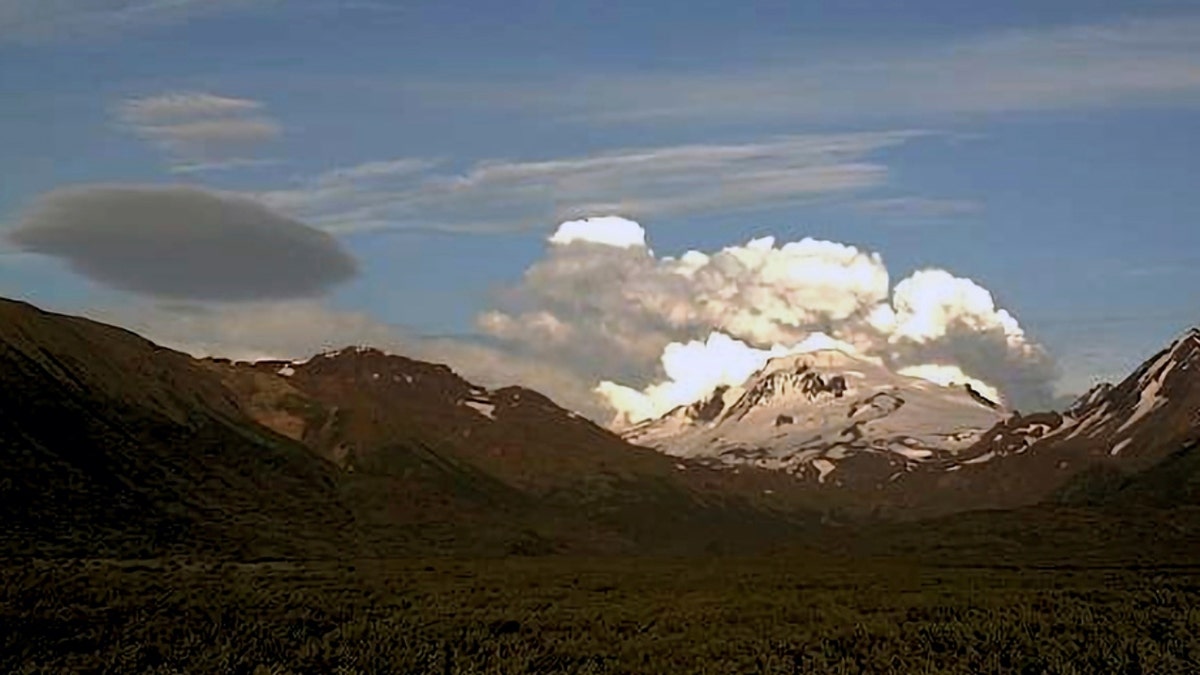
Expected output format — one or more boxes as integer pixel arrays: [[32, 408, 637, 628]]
[[2, 295, 1198, 558], [624, 329, 1200, 513]]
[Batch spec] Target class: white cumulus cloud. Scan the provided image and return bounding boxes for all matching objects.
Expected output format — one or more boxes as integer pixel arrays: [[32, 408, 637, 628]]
[[482, 217, 1055, 424], [597, 331, 872, 423], [548, 216, 647, 248], [889, 269, 1023, 344], [896, 364, 1002, 404]]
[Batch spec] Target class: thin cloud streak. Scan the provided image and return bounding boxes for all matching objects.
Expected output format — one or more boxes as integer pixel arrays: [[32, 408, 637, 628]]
[[117, 92, 266, 123], [851, 197, 983, 219], [256, 131, 928, 234], [405, 15, 1200, 124], [135, 117, 281, 145], [114, 91, 282, 173], [0, 0, 275, 42], [168, 158, 282, 174]]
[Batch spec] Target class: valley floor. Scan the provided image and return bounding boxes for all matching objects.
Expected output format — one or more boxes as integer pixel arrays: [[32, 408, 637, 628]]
[[4, 554, 1199, 674]]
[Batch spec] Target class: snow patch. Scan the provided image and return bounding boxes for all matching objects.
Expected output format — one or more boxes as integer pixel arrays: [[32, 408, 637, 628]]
[[1065, 402, 1111, 440], [1110, 438, 1133, 456], [277, 365, 295, 377], [961, 451, 996, 465], [463, 399, 496, 420], [889, 445, 934, 460], [1117, 378, 1167, 433], [1138, 347, 1177, 389], [322, 345, 376, 359], [812, 458, 837, 483]]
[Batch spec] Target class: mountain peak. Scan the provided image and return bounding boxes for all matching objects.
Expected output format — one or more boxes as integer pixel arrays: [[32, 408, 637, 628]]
[[625, 346, 1004, 479], [1068, 382, 1114, 415], [318, 345, 388, 360], [1131, 330, 1200, 391], [979, 326, 1200, 465], [1171, 328, 1200, 357], [761, 348, 875, 375]]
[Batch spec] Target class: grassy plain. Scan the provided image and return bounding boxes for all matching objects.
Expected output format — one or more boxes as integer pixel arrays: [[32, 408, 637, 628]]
[[4, 553, 1199, 674]]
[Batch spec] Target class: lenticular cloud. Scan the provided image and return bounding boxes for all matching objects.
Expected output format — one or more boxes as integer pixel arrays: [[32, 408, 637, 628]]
[[480, 216, 1055, 425]]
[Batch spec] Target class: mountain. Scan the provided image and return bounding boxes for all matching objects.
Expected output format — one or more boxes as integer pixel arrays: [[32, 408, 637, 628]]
[[620, 331, 1200, 515], [0, 297, 355, 558], [4, 294, 1199, 558], [0, 297, 811, 558], [623, 349, 1006, 487], [965, 329, 1200, 464], [894, 328, 1200, 512], [205, 347, 817, 552]]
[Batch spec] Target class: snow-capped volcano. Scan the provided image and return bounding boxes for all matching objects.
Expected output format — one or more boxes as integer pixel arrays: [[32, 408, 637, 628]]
[[623, 349, 1006, 483]]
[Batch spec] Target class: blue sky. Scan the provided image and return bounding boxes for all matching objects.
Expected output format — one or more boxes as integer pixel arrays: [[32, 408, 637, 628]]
[[2, 0, 1200, 414]]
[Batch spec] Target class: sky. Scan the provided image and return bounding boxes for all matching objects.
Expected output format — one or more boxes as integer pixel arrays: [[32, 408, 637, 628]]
[[2, 0, 1199, 422]]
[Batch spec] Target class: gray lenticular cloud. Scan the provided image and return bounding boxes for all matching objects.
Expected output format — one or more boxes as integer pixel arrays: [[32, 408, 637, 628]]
[[9, 184, 357, 301]]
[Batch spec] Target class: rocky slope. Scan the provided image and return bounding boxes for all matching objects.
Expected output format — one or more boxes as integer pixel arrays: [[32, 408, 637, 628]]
[[889, 328, 1200, 513], [966, 328, 1200, 464]]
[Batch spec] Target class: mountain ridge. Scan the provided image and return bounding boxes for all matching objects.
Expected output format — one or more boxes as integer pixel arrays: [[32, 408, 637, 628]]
[[617, 328, 1200, 516], [3, 295, 1200, 558], [0, 297, 814, 558]]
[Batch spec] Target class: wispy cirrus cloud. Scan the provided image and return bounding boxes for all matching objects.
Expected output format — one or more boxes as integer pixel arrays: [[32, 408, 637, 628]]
[[850, 197, 983, 220], [115, 91, 281, 173], [169, 158, 282, 175], [0, 0, 274, 42], [406, 15, 1200, 125], [117, 92, 267, 122], [256, 131, 928, 234]]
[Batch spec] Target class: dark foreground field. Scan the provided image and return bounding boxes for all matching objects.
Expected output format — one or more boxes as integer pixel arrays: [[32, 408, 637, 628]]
[[4, 555, 1199, 674]]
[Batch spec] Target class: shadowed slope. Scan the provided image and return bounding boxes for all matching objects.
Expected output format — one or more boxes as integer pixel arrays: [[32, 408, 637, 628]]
[[0, 298, 814, 557], [0, 298, 354, 558], [209, 349, 817, 553]]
